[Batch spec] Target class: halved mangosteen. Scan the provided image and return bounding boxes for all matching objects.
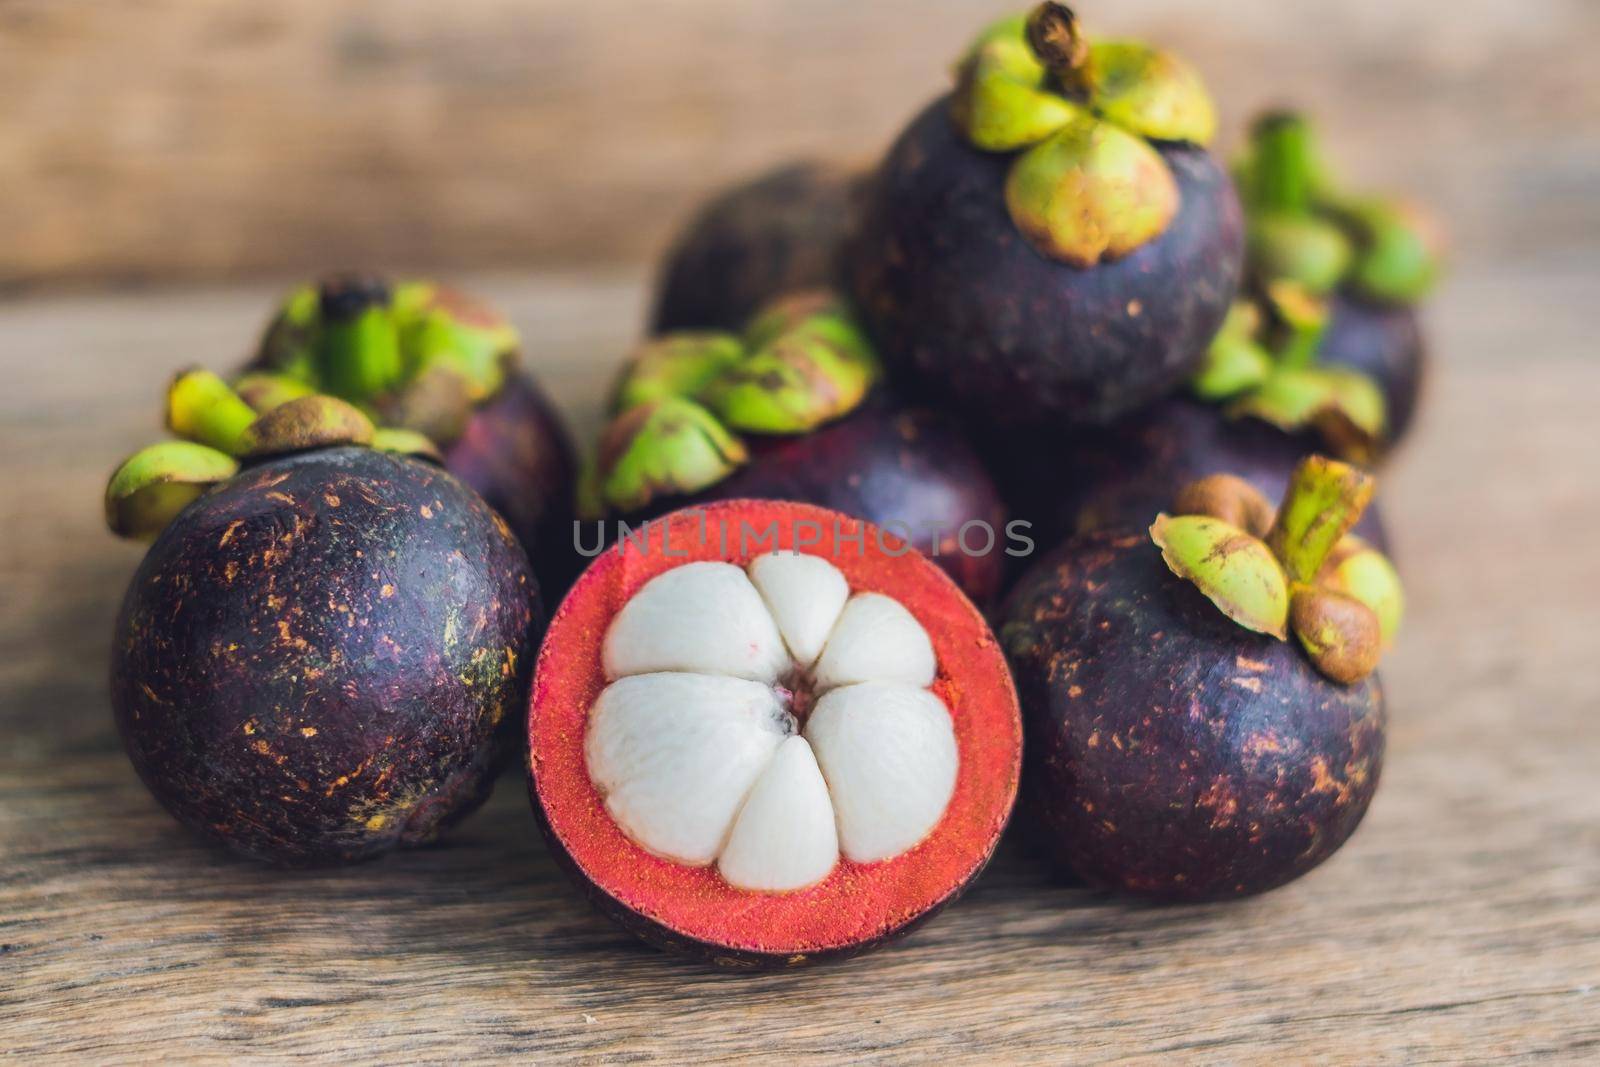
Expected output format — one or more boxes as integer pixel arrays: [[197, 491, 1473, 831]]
[[847, 4, 1244, 429], [1002, 457, 1400, 899], [584, 291, 1011, 605], [240, 273, 579, 594], [105, 376, 540, 865], [528, 500, 1022, 966], [1233, 111, 1443, 447], [651, 162, 868, 333]]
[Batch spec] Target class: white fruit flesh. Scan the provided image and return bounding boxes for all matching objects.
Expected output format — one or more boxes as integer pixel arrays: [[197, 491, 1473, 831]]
[[585, 551, 958, 893]]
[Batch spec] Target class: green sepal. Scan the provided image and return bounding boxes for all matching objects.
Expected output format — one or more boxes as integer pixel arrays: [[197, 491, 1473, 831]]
[[105, 441, 240, 541], [593, 398, 749, 514], [1265, 455, 1375, 585], [1248, 213, 1353, 296], [1229, 366, 1387, 462], [1088, 40, 1216, 146], [1192, 302, 1272, 400], [1322, 536, 1404, 648], [1150, 513, 1290, 639], [611, 332, 746, 412], [233, 371, 315, 414], [255, 284, 320, 379], [702, 311, 878, 434], [371, 427, 444, 463], [951, 37, 1081, 152], [1334, 197, 1442, 304], [395, 283, 518, 402], [1262, 280, 1331, 370], [238, 395, 376, 459], [1005, 113, 1179, 266], [166, 368, 260, 456]]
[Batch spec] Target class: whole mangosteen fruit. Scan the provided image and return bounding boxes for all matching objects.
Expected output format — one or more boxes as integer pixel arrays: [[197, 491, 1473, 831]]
[[528, 499, 1022, 966], [1233, 111, 1442, 447], [1001, 457, 1400, 899], [651, 161, 867, 333], [240, 273, 579, 594], [105, 378, 540, 865], [846, 4, 1244, 430], [583, 292, 1012, 605]]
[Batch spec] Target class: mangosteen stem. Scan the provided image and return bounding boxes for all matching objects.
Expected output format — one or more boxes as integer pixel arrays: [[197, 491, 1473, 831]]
[[1265, 455, 1375, 584], [166, 369, 258, 456], [315, 276, 404, 401], [1248, 111, 1322, 216], [1026, 3, 1094, 102]]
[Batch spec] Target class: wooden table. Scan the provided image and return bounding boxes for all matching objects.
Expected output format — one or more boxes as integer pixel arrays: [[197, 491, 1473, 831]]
[[3, 266, 1597, 1062]]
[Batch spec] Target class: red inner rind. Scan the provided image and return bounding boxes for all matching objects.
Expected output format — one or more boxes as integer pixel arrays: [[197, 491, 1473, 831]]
[[528, 500, 1022, 956]]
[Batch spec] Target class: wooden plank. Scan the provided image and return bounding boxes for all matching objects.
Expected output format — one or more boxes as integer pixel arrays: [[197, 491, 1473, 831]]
[[2, 264, 1598, 1061], [4, 0, 1599, 288]]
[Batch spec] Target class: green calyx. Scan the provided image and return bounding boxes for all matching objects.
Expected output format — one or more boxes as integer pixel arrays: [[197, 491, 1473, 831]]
[[1237, 111, 1443, 305], [1150, 513, 1290, 639], [950, 4, 1215, 266], [1190, 284, 1387, 461], [586, 398, 748, 516], [589, 292, 879, 514], [1154, 455, 1400, 683], [106, 371, 435, 541], [105, 441, 241, 541], [248, 274, 521, 446]]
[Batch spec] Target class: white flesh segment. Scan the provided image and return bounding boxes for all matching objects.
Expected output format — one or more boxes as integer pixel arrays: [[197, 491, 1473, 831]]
[[717, 736, 840, 892], [805, 683, 958, 863], [812, 593, 937, 692], [747, 552, 850, 668], [602, 562, 789, 683], [585, 673, 793, 865]]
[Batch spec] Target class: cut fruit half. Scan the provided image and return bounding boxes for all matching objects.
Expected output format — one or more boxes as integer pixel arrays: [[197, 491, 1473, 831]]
[[528, 500, 1021, 967]]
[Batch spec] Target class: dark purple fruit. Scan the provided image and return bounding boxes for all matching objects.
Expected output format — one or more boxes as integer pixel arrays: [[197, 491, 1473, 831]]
[[847, 6, 1241, 430], [442, 371, 579, 593], [849, 98, 1242, 429], [988, 397, 1389, 560], [1003, 529, 1385, 898], [651, 162, 866, 334], [1001, 458, 1395, 899], [106, 393, 540, 866]]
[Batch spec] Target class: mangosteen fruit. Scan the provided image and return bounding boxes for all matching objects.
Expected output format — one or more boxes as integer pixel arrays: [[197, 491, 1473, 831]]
[[1232, 111, 1443, 447], [240, 273, 579, 593], [846, 4, 1244, 429], [989, 284, 1393, 560], [1002, 456, 1400, 899], [528, 499, 1022, 966], [583, 291, 1012, 605], [651, 161, 868, 333], [105, 377, 540, 865]]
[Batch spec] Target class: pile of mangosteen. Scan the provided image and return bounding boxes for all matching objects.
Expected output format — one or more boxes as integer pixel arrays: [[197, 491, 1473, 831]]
[[104, 3, 1440, 966]]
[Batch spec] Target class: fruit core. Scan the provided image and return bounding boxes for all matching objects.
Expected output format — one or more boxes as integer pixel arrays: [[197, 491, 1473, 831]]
[[586, 555, 958, 894]]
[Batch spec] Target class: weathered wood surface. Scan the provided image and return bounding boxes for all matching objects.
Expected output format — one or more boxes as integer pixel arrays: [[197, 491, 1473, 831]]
[[2, 261, 1598, 1062], [4, 0, 1599, 288]]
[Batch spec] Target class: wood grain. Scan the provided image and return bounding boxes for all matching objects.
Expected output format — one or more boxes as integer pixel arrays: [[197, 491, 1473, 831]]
[[3, 0, 1599, 289], [2, 260, 1599, 1062]]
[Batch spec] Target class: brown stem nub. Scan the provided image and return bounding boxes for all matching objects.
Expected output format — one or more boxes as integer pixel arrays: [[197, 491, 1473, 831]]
[[1026, 3, 1094, 101]]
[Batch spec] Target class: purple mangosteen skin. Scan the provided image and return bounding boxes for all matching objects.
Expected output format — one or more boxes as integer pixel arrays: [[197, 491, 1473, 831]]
[[847, 95, 1245, 430], [613, 394, 1010, 605], [651, 163, 866, 334], [989, 397, 1390, 562], [443, 371, 579, 596], [1320, 293, 1426, 447], [111, 447, 540, 866], [1002, 529, 1386, 900]]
